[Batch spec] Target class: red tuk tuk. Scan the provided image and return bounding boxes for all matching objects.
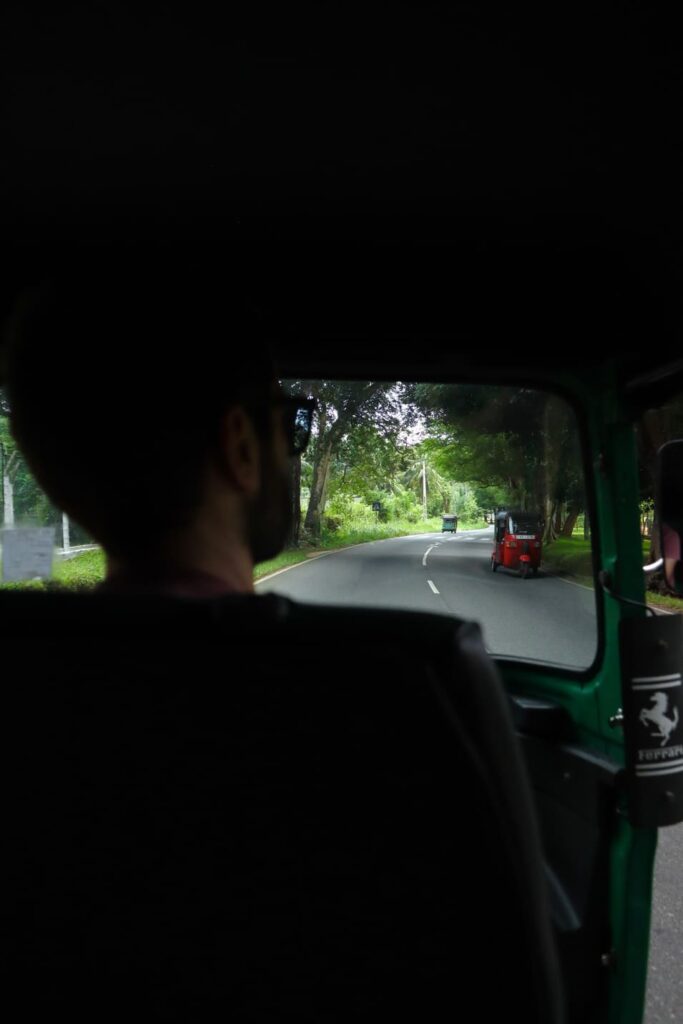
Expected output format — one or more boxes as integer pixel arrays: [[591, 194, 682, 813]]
[[491, 509, 543, 578]]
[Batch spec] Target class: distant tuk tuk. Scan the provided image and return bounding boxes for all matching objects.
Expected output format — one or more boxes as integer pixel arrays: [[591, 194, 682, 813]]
[[441, 514, 458, 533], [491, 510, 542, 578]]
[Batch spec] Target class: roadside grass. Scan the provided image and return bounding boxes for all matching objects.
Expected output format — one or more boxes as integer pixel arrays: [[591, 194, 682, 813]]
[[647, 592, 683, 612], [1, 521, 489, 589], [0, 548, 107, 591], [54, 549, 107, 587], [544, 535, 683, 614], [5, 527, 681, 615], [254, 517, 486, 579], [253, 548, 324, 579], [543, 536, 594, 585]]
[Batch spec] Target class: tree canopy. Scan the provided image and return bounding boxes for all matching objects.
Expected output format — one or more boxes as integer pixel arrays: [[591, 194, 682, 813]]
[[410, 384, 585, 541]]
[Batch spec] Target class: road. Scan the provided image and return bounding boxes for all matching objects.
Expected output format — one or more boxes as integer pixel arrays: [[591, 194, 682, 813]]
[[645, 823, 683, 1023], [259, 527, 680, 1021], [258, 526, 598, 670]]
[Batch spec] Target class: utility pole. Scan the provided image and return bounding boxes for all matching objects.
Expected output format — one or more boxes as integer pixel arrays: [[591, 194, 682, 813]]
[[422, 459, 428, 518], [62, 512, 71, 554], [1, 441, 16, 528]]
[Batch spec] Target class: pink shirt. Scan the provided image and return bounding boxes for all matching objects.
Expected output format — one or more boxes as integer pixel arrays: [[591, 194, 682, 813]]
[[662, 522, 681, 562]]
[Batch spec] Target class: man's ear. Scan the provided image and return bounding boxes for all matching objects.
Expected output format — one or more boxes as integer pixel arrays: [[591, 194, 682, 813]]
[[216, 406, 261, 495]]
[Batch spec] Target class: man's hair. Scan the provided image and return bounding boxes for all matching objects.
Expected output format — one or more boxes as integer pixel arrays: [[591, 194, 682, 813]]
[[1, 272, 276, 560]]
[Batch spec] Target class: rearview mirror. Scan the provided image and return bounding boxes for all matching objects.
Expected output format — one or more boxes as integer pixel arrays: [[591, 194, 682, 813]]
[[658, 440, 683, 594]]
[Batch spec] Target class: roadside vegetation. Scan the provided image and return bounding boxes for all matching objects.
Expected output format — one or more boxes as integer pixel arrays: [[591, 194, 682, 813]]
[[255, 514, 485, 580], [0, 548, 106, 591], [543, 532, 683, 615], [543, 536, 593, 585], [1, 521, 488, 590], [2, 381, 682, 612]]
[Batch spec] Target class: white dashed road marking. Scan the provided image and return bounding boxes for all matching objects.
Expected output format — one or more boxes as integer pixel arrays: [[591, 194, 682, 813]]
[[427, 580, 440, 595]]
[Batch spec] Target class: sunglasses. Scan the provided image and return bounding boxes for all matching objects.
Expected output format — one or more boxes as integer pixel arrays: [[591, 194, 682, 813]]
[[272, 395, 317, 456]]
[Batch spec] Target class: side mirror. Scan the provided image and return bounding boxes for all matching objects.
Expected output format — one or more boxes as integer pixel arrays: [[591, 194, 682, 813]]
[[658, 439, 683, 594]]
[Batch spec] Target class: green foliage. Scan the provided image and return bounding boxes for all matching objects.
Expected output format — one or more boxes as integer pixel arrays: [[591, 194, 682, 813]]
[[320, 517, 443, 546], [0, 548, 106, 591], [283, 378, 570, 538], [323, 487, 427, 531], [541, 537, 683, 617], [450, 482, 480, 522], [543, 537, 593, 581], [372, 487, 424, 523], [413, 384, 585, 540], [1, 413, 93, 543], [54, 549, 106, 587], [284, 379, 415, 535], [330, 421, 406, 498], [644, 591, 683, 613], [253, 548, 318, 579], [323, 492, 377, 531], [472, 483, 508, 512]]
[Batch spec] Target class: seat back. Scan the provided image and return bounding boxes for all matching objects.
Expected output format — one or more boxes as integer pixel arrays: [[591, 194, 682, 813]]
[[3, 590, 564, 1021]]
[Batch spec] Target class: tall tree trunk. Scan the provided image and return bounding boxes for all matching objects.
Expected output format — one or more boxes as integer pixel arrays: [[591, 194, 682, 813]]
[[561, 509, 580, 537], [303, 399, 351, 538], [583, 511, 591, 540], [541, 401, 556, 543], [543, 499, 558, 544], [287, 456, 302, 548], [304, 441, 333, 537], [554, 503, 564, 536]]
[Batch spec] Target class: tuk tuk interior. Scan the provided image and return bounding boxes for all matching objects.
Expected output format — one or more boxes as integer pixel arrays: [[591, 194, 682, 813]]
[[2, 5, 683, 1023], [3, 260, 682, 1024]]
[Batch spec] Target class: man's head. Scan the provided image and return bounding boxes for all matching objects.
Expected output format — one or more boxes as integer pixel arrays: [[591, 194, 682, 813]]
[[1, 272, 310, 576]]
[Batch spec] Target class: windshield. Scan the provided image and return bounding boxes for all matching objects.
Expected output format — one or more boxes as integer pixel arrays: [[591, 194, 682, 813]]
[[0, 379, 598, 672], [509, 514, 541, 535], [257, 381, 597, 672]]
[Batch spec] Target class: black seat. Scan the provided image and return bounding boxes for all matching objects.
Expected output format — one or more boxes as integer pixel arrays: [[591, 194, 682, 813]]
[[3, 590, 564, 1022]]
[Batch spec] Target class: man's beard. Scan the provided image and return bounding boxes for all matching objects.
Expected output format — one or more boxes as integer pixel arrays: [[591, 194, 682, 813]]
[[247, 447, 293, 565]]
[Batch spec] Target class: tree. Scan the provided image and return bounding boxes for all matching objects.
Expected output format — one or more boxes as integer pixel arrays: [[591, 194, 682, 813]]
[[287, 455, 302, 547], [329, 421, 406, 501], [1, 399, 92, 544], [412, 384, 585, 542], [284, 381, 408, 537], [400, 447, 452, 518]]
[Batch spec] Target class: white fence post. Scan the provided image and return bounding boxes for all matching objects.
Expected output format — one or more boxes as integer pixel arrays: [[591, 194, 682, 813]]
[[62, 512, 71, 553]]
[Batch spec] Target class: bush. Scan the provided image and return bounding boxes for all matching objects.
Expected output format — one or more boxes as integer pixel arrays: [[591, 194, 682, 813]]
[[323, 492, 377, 530], [450, 483, 482, 522], [368, 489, 424, 524]]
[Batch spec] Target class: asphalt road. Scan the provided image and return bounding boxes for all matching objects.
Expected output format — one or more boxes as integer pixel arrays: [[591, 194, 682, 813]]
[[258, 526, 598, 670], [259, 527, 680, 1021], [645, 823, 683, 1024]]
